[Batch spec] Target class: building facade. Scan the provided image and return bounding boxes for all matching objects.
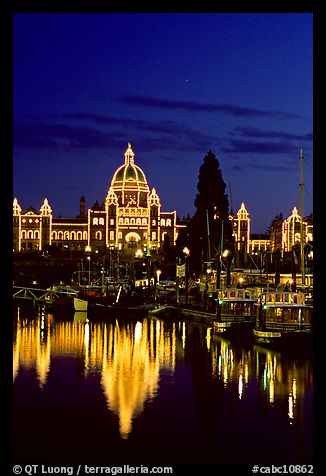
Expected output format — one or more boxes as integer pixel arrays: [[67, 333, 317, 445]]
[[13, 145, 313, 258], [13, 144, 180, 255], [231, 202, 313, 255]]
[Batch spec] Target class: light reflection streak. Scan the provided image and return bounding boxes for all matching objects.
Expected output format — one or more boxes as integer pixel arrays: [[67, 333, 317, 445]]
[[210, 334, 311, 423], [13, 307, 177, 440]]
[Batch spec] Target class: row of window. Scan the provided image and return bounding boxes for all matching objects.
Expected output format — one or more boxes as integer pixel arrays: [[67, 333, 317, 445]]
[[92, 217, 172, 226], [20, 230, 162, 242]]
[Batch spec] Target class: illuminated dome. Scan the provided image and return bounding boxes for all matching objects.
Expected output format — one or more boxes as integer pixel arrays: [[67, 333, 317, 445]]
[[107, 143, 150, 207]]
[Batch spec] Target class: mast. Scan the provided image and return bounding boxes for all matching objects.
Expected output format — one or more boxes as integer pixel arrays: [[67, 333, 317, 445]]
[[229, 182, 234, 215], [299, 148, 305, 285], [206, 209, 211, 266]]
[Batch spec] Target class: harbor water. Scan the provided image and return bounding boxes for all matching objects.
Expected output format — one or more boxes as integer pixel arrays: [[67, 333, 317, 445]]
[[12, 301, 313, 467]]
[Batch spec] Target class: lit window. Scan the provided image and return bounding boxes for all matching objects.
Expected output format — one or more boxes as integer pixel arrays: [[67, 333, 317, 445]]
[[136, 218, 141, 225], [152, 219, 156, 226], [161, 219, 165, 226], [166, 219, 171, 226], [110, 231, 114, 240], [99, 218, 104, 225], [152, 232, 156, 240], [119, 218, 123, 225], [142, 218, 147, 225], [34, 230, 39, 239], [93, 217, 99, 225], [21, 230, 26, 239], [95, 231, 102, 240], [125, 218, 129, 225], [118, 232, 122, 239], [77, 231, 82, 240], [110, 219, 114, 225], [71, 231, 76, 240]]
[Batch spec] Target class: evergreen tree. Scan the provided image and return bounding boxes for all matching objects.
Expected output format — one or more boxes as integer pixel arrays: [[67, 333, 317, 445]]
[[188, 150, 233, 274]]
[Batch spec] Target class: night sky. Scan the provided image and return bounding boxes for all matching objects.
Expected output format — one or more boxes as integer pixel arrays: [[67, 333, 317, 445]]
[[13, 13, 313, 234]]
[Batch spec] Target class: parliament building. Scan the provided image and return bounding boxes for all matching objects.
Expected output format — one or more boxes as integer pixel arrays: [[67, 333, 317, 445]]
[[13, 144, 180, 255], [13, 144, 313, 259]]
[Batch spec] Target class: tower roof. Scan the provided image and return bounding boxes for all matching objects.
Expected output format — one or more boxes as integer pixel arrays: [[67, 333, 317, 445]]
[[109, 144, 150, 202]]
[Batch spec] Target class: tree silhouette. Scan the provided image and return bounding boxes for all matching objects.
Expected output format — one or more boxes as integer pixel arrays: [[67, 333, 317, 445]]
[[188, 150, 233, 274]]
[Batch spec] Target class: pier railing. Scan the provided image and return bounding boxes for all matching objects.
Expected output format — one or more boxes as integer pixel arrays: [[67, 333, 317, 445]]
[[13, 286, 78, 303]]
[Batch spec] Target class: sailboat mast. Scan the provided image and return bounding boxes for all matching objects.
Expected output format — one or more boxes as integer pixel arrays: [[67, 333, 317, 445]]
[[299, 148, 305, 285]]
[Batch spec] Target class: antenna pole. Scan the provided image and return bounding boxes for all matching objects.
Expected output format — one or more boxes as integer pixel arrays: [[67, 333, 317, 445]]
[[299, 149, 305, 286]]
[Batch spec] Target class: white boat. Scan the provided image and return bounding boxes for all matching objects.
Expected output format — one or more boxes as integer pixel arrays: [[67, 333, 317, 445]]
[[74, 296, 88, 311]]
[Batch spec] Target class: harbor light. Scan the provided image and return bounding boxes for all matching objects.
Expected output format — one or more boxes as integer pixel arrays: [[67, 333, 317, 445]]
[[135, 249, 143, 258], [183, 247, 190, 256]]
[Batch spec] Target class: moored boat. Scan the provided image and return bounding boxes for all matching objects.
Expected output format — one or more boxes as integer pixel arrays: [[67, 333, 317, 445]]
[[253, 290, 312, 347], [148, 304, 179, 319], [74, 296, 88, 311], [213, 287, 258, 335]]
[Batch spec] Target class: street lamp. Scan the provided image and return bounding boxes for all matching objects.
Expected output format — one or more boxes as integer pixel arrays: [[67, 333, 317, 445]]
[[85, 245, 92, 286], [183, 247, 190, 304]]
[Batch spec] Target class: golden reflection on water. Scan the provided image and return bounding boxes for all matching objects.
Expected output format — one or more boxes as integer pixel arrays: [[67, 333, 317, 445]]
[[13, 305, 177, 439], [210, 332, 312, 423], [13, 305, 312, 436]]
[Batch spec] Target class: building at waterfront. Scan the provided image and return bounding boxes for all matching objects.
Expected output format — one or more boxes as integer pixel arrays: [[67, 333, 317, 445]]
[[230, 202, 313, 256], [13, 144, 313, 259], [13, 144, 180, 255]]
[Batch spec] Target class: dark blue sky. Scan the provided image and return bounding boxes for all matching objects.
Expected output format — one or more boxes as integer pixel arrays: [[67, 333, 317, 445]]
[[13, 13, 313, 233]]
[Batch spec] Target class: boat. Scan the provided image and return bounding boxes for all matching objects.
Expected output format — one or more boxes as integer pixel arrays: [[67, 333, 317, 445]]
[[213, 287, 258, 334], [148, 304, 179, 319], [74, 296, 88, 311], [253, 290, 312, 347]]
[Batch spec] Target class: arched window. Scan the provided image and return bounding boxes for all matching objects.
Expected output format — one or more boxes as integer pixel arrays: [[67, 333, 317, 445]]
[[136, 218, 141, 225], [71, 231, 76, 240], [125, 218, 129, 225], [130, 218, 135, 225], [64, 231, 69, 240], [142, 218, 147, 225], [21, 230, 26, 239], [34, 230, 39, 239], [99, 218, 104, 225], [95, 231, 102, 240], [118, 232, 122, 239], [83, 231, 88, 240], [77, 231, 82, 240], [58, 232, 63, 240], [93, 217, 98, 225], [119, 218, 123, 225], [110, 231, 114, 241], [161, 219, 165, 226], [28, 230, 33, 239], [52, 231, 57, 240], [166, 219, 171, 226]]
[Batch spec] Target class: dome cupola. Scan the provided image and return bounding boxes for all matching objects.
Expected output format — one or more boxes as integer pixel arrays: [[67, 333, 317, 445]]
[[107, 143, 150, 207]]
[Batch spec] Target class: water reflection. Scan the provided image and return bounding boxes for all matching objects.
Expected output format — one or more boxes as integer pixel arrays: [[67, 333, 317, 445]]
[[210, 333, 312, 424], [13, 303, 312, 460], [100, 319, 176, 438], [13, 305, 178, 439]]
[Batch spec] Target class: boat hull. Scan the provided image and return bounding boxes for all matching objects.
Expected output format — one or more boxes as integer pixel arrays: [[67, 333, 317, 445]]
[[74, 297, 88, 311]]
